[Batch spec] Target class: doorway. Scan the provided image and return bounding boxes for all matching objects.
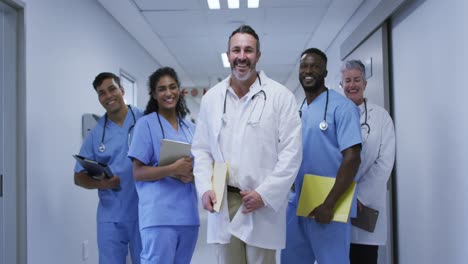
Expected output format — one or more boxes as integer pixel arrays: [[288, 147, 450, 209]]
[[343, 24, 393, 264], [0, 1, 22, 263]]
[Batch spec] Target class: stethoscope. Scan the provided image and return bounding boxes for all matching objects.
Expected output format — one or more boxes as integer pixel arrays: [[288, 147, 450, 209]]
[[299, 88, 329, 131], [99, 105, 136, 153], [361, 98, 371, 134], [223, 73, 266, 124], [156, 112, 194, 142]]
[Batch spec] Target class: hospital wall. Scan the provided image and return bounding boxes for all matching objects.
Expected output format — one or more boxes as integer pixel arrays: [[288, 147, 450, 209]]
[[391, 0, 468, 263], [22, 0, 157, 263]]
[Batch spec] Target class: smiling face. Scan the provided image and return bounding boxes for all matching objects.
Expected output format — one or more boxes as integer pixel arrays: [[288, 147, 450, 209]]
[[299, 53, 328, 93], [342, 68, 367, 105], [152, 75, 179, 114], [227, 32, 261, 82], [96, 78, 126, 115]]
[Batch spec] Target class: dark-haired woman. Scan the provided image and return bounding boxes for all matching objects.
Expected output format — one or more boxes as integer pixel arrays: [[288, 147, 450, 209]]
[[128, 67, 199, 264]]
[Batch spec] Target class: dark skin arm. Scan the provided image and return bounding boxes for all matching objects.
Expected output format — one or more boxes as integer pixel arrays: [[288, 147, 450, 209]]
[[74, 172, 120, 190], [309, 144, 361, 223]]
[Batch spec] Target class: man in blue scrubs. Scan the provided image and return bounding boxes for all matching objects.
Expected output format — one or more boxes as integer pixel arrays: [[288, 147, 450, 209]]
[[74, 72, 143, 264], [281, 48, 362, 264]]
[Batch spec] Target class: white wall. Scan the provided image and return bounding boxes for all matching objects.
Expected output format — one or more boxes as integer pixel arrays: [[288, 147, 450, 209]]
[[391, 0, 468, 263], [23, 0, 158, 263], [326, 0, 382, 93]]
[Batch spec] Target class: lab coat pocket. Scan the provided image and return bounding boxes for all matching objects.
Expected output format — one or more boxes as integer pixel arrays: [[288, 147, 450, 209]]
[[244, 114, 278, 168]]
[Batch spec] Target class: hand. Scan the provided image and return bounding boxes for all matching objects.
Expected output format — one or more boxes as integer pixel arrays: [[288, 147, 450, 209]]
[[100, 175, 121, 190], [309, 203, 334, 224], [240, 190, 265, 214], [176, 173, 194, 183], [172, 157, 193, 177], [202, 190, 217, 213]]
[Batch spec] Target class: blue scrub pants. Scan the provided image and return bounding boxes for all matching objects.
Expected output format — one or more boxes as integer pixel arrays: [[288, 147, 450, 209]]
[[97, 221, 142, 264], [281, 204, 351, 264], [140, 225, 199, 264]]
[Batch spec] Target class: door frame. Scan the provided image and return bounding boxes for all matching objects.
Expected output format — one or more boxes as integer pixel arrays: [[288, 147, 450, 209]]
[[1, 0, 26, 263]]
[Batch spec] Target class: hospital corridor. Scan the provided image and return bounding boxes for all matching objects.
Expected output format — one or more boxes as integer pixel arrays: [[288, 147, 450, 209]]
[[1, 0, 468, 263]]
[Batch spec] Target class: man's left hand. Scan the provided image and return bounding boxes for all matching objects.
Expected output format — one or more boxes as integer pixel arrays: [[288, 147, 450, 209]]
[[240, 190, 265, 213]]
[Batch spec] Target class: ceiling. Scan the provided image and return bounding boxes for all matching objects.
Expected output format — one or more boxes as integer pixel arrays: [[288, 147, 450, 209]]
[[98, 0, 364, 89]]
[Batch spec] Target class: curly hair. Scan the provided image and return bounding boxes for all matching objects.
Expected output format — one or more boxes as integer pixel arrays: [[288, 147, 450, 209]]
[[145, 67, 189, 118]]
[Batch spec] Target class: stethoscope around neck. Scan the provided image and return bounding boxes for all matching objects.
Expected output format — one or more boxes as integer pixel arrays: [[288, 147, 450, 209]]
[[156, 112, 193, 142], [222, 73, 266, 123], [99, 105, 136, 153], [299, 88, 330, 131], [361, 98, 370, 134]]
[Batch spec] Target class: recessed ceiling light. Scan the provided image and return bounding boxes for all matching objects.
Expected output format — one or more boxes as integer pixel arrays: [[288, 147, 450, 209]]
[[207, 0, 220, 9], [248, 0, 260, 8], [221, 53, 230, 68], [227, 0, 239, 9]]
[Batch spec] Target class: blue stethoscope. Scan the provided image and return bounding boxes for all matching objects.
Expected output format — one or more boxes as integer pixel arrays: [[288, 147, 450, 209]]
[[299, 88, 329, 131], [156, 112, 193, 141], [223, 73, 266, 123], [99, 105, 136, 153]]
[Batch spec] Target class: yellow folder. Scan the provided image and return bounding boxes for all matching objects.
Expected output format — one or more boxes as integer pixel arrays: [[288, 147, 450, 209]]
[[211, 162, 228, 212], [296, 174, 356, 223]]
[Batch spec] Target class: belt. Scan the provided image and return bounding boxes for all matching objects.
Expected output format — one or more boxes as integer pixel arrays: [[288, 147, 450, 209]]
[[227, 185, 241, 194]]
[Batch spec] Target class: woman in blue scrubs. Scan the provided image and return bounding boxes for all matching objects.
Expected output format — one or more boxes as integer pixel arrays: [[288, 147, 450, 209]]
[[128, 67, 199, 264]]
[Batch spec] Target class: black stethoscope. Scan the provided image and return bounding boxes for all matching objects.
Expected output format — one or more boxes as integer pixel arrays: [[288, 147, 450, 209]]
[[156, 112, 193, 142], [361, 98, 370, 134], [99, 105, 136, 153], [223, 73, 266, 123], [299, 88, 329, 131]]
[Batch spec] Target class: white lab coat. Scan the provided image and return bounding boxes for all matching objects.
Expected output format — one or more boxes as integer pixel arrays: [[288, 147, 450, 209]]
[[351, 100, 396, 245], [192, 71, 302, 250]]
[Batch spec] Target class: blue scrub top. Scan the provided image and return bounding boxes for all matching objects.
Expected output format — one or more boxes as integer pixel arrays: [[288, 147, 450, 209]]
[[128, 113, 200, 229], [74, 106, 144, 223], [294, 89, 361, 217]]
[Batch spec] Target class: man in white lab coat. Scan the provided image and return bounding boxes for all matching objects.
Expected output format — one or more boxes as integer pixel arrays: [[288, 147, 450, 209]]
[[192, 25, 303, 264]]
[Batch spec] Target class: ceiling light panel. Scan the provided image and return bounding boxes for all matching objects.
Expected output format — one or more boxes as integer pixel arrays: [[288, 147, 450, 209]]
[[227, 0, 240, 9], [248, 0, 260, 8], [221, 53, 230, 68], [207, 0, 220, 9]]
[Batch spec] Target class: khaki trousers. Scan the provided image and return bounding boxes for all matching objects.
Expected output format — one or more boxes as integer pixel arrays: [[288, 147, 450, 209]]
[[215, 192, 276, 264]]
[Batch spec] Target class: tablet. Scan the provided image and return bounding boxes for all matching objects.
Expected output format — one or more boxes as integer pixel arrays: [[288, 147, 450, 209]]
[[351, 203, 379, 232], [73, 154, 113, 179], [159, 139, 191, 166]]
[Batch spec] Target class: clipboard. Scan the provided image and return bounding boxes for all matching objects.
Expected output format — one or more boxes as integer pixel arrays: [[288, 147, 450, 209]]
[[211, 162, 228, 212], [73, 154, 113, 180], [296, 174, 356, 223], [351, 203, 379, 232], [159, 139, 192, 166]]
